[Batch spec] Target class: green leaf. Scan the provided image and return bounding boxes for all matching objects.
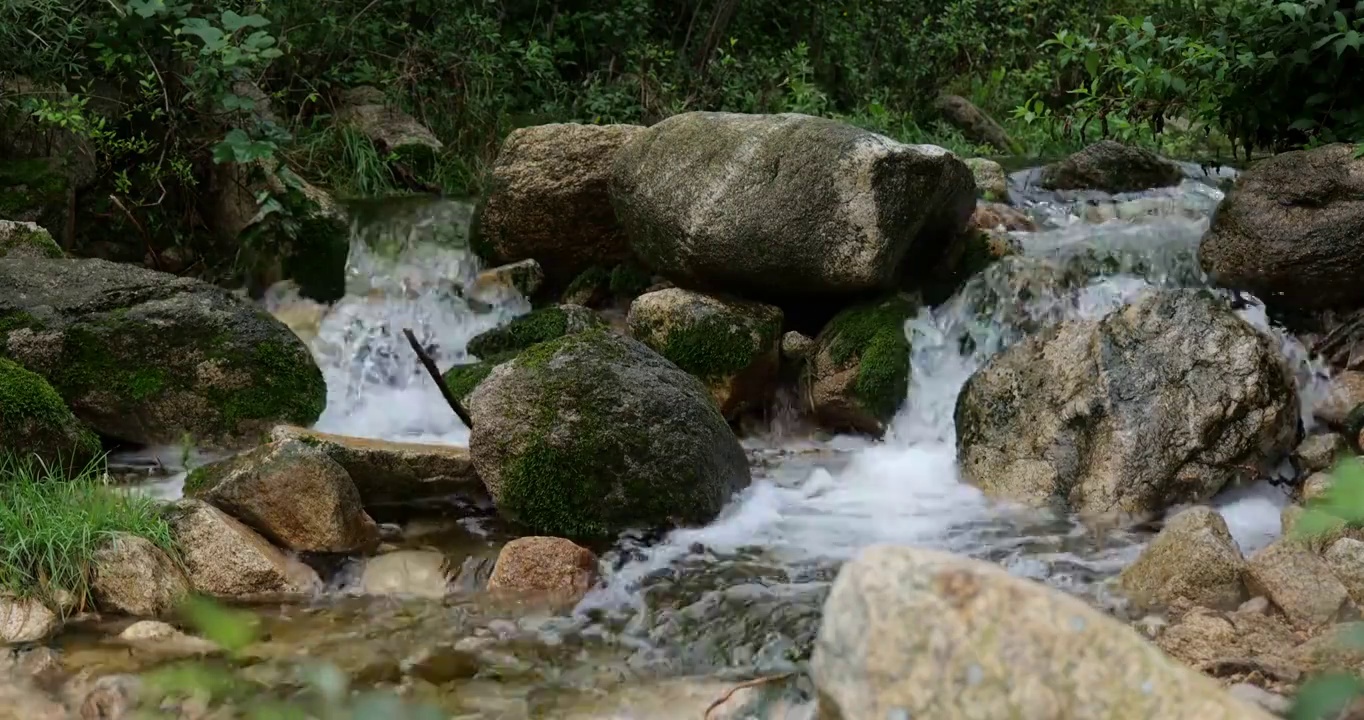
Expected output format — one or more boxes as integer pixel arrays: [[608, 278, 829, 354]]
[[178, 19, 226, 51], [126, 0, 166, 18], [1085, 50, 1101, 76], [1292, 672, 1364, 719], [220, 10, 270, 33]]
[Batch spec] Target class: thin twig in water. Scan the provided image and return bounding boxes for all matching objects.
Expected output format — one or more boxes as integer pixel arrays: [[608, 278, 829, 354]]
[[402, 327, 474, 430], [703, 673, 793, 720]]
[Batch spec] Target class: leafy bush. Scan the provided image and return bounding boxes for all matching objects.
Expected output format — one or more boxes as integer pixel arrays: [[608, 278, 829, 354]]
[[0, 452, 176, 613]]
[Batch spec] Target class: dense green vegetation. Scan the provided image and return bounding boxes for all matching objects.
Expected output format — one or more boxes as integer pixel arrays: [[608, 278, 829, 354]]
[[3, 0, 1361, 283], [0, 452, 175, 612]]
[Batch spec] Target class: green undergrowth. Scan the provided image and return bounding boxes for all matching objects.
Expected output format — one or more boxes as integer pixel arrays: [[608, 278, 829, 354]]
[[0, 452, 176, 614]]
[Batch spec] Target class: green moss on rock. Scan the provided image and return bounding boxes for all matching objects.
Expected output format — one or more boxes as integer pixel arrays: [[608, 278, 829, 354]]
[[215, 339, 327, 428], [608, 262, 653, 298], [824, 296, 917, 421], [466, 305, 605, 359], [0, 221, 63, 259], [442, 350, 516, 401], [0, 357, 100, 465], [562, 265, 611, 306]]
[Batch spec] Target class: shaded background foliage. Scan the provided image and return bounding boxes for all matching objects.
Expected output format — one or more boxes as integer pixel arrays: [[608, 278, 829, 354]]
[[1, 0, 1362, 278]]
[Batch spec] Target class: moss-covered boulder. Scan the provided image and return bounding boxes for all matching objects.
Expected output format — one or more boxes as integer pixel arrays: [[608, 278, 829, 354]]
[[466, 305, 604, 359], [0, 255, 325, 448], [0, 357, 100, 469], [473, 123, 644, 285], [962, 157, 1009, 200], [610, 112, 975, 303], [627, 289, 782, 419], [466, 329, 751, 538], [800, 296, 917, 437], [0, 220, 63, 259]]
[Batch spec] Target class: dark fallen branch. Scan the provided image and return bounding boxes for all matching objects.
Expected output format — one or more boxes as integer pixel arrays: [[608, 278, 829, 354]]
[[402, 327, 474, 430]]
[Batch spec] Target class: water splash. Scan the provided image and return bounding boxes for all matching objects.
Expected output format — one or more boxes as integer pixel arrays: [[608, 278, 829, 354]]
[[303, 197, 528, 444]]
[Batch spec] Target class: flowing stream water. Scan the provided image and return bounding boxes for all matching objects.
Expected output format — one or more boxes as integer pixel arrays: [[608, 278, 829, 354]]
[[102, 164, 1336, 717]]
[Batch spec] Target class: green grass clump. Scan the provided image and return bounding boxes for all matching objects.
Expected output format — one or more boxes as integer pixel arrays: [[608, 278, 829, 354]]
[[0, 452, 177, 614]]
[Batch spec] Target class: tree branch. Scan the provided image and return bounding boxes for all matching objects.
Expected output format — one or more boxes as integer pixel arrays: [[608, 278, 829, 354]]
[[403, 327, 474, 430]]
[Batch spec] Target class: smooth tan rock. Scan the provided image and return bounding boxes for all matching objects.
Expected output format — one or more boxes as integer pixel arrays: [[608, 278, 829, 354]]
[[116, 620, 219, 657], [1119, 506, 1247, 611], [962, 156, 1009, 198], [190, 438, 379, 553], [487, 537, 599, 603], [1247, 537, 1353, 629], [359, 550, 451, 599], [1303, 472, 1336, 503], [89, 533, 190, 617], [1296, 433, 1347, 474], [476, 123, 643, 283], [1317, 371, 1364, 426], [1327, 538, 1364, 606], [270, 425, 485, 507], [811, 545, 1275, 720], [0, 596, 58, 645], [168, 500, 321, 598]]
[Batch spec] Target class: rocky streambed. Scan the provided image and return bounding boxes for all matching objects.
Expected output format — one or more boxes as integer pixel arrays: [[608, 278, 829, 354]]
[[6, 116, 1364, 719]]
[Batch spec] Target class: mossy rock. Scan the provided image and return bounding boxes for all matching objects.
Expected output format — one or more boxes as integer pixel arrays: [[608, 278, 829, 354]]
[[466, 305, 605, 359], [0, 158, 71, 238], [0, 357, 100, 470], [561, 266, 611, 307], [627, 288, 783, 419], [800, 296, 917, 437], [442, 350, 516, 403], [0, 255, 325, 448], [0, 220, 63, 259], [466, 329, 751, 539]]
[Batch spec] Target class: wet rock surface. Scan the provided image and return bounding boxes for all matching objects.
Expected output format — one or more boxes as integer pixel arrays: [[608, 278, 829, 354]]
[[956, 289, 1299, 516]]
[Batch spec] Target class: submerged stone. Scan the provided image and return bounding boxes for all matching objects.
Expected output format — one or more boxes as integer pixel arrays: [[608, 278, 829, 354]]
[[1039, 140, 1183, 193]]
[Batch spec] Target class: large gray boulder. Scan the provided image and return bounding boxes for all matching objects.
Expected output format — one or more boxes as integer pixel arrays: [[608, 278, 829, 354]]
[[473, 123, 644, 284], [811, 545, 1275, 720], [0, 255, 325, 448], [1199, 143, 1364, 311], [956, 290, 1299, 516], [467, 328, 750, 538], [610, 112, 975, 301]]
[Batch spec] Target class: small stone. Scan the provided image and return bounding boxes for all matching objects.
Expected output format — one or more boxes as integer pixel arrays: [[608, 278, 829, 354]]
[[467, 258, 544, 301], [0, 596, 58, 644], [1295, 433, 1347, 474], [359, 550, 451, 599], [1240, 596, 1272, 615], [780, 331, 815, 361], [962, 157, 1009, 199], [1303, 472, 1336, 503], [89, 534, 190, 617], [117, 620, 219, 657], [1228, 683, 1292, 715], [401, 645, 480, 684], [1119, 506, 1248, 611], [1247, 537, 1353, 629], [487, 537, 599, 603]]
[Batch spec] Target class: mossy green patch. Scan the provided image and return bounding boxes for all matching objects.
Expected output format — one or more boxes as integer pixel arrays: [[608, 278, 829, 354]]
[[215, 339, 327, 428], [0, 159, 69, 233], [824, 296, 916, 421], [562, 265, 610, 305], [514, 327, 624, 371], [644, 309, 779, 381], [0, 358, 100, 459], [442, 351, 515, 401], [608, 262, 652, 298], [0, 222, 63, 259], [281, 215, 349, 303], [467, 307, 571, 358], [182, 465, 215, 495]]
